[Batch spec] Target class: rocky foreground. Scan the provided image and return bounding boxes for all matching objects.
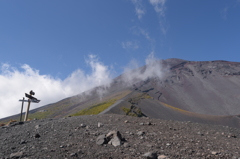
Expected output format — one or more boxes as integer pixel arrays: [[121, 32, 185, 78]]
[[1, 114, 240, 159]]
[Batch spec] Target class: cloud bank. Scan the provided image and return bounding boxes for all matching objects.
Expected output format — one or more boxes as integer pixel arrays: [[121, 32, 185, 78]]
[[0, 53, 164, 119], [0, 55, 113, 119]]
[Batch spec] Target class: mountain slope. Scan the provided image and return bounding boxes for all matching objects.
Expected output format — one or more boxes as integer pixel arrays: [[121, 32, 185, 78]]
[[1, 58, 240, 128]]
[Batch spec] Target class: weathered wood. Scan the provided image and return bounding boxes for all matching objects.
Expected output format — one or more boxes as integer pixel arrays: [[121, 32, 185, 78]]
[[19, 99, 40, 103], [19, 100, 29, 102], [20, 97, 24, 122], [25, 93, 40, 103], [24, 100, 31, 122]]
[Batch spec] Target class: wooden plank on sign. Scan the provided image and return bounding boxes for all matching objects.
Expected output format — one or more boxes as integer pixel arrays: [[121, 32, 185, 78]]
[[19, 99, 40, 103]]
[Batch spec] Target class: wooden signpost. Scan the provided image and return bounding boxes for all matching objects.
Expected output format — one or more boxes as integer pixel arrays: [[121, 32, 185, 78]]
[[19, 90, 40, 122]]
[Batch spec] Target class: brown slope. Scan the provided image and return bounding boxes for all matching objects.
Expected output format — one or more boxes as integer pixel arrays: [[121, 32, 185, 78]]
[[102, 91, 240, 128]]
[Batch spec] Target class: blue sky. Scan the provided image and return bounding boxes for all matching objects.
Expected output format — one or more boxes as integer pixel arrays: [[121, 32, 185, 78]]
[[1, 0, 240, 78], [0, 0, 240, 118]]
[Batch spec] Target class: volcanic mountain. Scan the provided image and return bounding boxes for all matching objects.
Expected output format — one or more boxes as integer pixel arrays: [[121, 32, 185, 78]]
[[1, 58, 240, 128]]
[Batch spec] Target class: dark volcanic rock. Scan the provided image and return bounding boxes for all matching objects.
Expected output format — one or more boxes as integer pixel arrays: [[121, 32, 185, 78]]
[[34, 133, 41, 138], [142, 152, 157, 159], [1, 114, 240, 158]]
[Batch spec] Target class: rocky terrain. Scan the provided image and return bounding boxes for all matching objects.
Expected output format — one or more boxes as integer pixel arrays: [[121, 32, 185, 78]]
[[1, 114, 240, 159], [1, 58, 240, 158]]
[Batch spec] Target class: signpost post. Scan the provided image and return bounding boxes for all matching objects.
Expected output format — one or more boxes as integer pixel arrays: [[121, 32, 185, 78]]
[[24, 100, 31, 122], [20, 97, 24, 122], [19, 90, 40, 122]]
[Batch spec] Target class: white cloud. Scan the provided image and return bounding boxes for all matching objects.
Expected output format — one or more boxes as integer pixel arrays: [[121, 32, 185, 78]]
[[131, 0, 146, 19], [128, 27, 156, 52], [0, 55, 113, 119], [130, 26, 154, 43], [139, 28, 152, 41], [138, 28, 155, 50], [149, 0, 166, 16], [122, 40, 139, 50], [122, 52, 164, 85], [149, 0, 168, 35]]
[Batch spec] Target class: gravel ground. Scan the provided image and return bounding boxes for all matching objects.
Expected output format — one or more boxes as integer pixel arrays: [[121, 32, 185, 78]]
[[1, 114, 240, 159]]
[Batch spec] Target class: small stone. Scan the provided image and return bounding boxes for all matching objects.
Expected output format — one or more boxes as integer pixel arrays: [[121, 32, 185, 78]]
[[19, 121, 24, 125], [125, 120, 129, 123], [197, 132, 204, 136], [10, 151, 23, 158], [70, 153, 77, 157], [35, 133, 41, 138], [96, 135, 107, 145], [139, 123, 144, 126], [106, 131, 122, 140], [111, 136, 121, 147], [146, 122, 152, 125], [137, 131, 145, 136], [158, 155, 167, 159], [80, 124, 86, 128], [231, 135, 237, 138], [19, 139, 26, 144], [35, 125, 40, 129], [211, 151, 219, 155], [98, 122, 103, 128], [106, 131, 123, 147], [143, 152, 157, 159]]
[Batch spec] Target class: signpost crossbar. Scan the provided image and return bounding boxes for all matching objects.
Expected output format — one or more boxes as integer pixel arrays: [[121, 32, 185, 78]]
[[18, 90, 40, 122], [19, 100, 39, 103]]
